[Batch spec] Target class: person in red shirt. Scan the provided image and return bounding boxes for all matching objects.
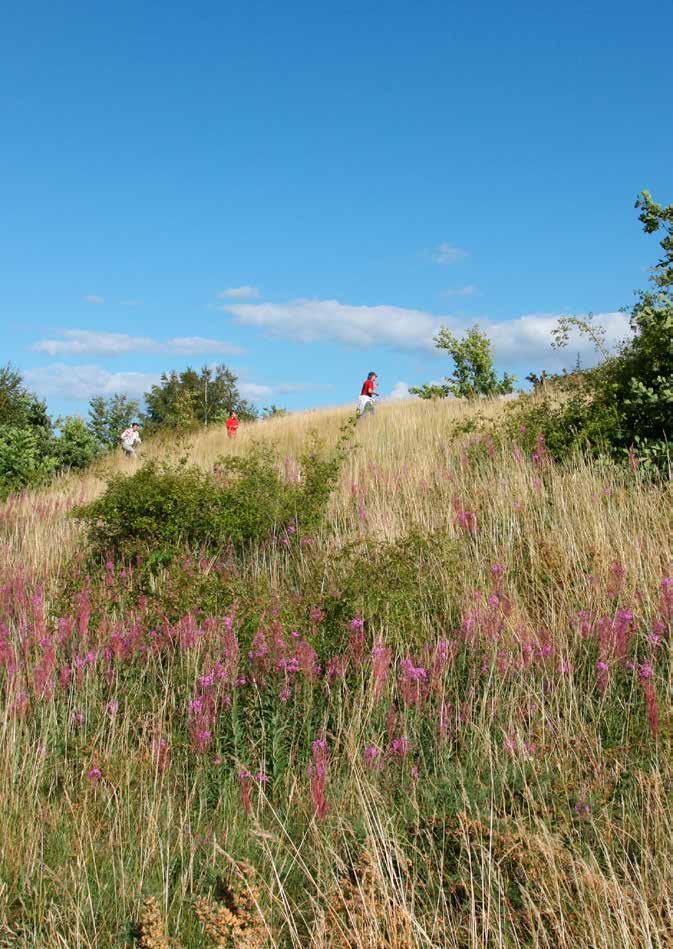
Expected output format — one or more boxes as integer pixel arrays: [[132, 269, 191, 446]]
[[357, 372, 378, 417], [226, 410, 239, 437]]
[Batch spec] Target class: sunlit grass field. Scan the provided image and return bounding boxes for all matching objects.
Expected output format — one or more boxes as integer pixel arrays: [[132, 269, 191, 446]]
[[1, 399, 672, 946]]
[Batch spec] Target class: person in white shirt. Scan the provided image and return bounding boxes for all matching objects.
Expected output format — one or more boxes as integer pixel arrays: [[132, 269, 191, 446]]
[[120, 422, 142, 457]]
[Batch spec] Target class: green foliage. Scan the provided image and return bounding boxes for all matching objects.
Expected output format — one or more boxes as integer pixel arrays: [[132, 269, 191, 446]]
[[77, 432, 351, 562], [55, 416, 100, 470], [0, 426, 57, 496], [412, 326, 515, 400], [262, 404, 288, 418], [0, 363, 51, 429], [408, 383, 450, 400], [0, 364, 56, 495], [88, 394, 140, 448], [512, 192, 673, 473], [144, 364, 257, 430]]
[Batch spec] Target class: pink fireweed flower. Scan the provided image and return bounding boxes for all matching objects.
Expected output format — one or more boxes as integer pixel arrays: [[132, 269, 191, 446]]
[[638, 662, 653, 681], [388, 736, 411, 758], [348, 617, 366, 665], [326, 655, 346, 681], [105, 699, 119, 717], [71, 709, 85, 726], [399, 657, 429, 706], [607, 561, 626, 598], [410, 764, 420, 781], [371, 641, 392, 698], [363, 745, 382, 769], [86, 766, 103, 784], [595, 660, 609, 694], [297, 639, 321, 681]]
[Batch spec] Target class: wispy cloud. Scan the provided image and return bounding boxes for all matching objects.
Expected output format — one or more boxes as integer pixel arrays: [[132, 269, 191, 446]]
[[32, 330, 244, 358], [432, 243, 468, 264], [220, 296, 630, 369], [25, 364, 160, 400], [82, 294, 104, 305], [442, 284, 478, 298], [239, 382, 273, 399], [217, 286, 260, 300]]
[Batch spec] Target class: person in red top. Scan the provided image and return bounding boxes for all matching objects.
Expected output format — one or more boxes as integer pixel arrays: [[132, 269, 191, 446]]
[[357, 371, 378, 418], [226, 410, 239, 437]]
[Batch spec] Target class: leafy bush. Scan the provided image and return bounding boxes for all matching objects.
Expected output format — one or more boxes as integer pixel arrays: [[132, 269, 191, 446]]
[[411, 324, 515, 400], [55, 417, 100, 470], [509, 192, 673, 473], [0, 426, 56, 496], [77, 433, 351, 562]]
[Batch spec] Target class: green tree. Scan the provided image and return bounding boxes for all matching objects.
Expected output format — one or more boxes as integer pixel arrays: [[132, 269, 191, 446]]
[[144, 365, 257, 430], [262, 404, 288, 418], [515, 191, 673, 471], [0, 427, 56, 496], [412, 325, 515, 400], [408, 383, 451, 400], [56, 417, 100, 470], [0, 365, 56, 495], [88, 394, 140, 448], [0, 364, 52, 431]]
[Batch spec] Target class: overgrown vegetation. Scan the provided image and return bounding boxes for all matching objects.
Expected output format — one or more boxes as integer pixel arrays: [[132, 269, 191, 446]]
[[411, 324, 516, 400], [1, 398, 673, 945], [508, 191, 673, 473]]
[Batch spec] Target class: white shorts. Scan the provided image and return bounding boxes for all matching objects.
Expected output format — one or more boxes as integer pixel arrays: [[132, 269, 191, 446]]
[[357, 395, 373, 415]]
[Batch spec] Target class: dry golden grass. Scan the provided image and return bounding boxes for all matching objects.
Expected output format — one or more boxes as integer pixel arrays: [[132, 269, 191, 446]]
[[1, 398, 673, 947]]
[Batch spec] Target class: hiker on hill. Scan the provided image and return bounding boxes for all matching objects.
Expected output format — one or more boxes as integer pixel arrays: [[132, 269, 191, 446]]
[[356, 372, 378, 418], [120, 422, 142, 457], [226, 410, 239, 438]]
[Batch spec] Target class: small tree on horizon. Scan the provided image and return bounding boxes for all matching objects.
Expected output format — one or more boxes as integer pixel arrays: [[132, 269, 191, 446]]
[[88, 394, 140, 448], [410, 325, 515, 400], [143, 365, 257, 430]]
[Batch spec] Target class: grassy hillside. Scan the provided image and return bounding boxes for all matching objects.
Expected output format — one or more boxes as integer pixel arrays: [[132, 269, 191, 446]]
[[1, 399, 672, 947]]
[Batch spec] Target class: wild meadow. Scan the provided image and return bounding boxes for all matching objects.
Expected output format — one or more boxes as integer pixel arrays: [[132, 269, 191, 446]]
[[1, 398, 672, 947]]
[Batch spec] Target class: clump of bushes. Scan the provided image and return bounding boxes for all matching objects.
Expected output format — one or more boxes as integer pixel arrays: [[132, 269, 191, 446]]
[[507, 192, 673, 473], [77, 430, 352, 562]]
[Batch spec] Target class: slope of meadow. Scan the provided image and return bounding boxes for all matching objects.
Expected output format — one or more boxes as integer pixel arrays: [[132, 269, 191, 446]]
[[1, 399, 672, 947]]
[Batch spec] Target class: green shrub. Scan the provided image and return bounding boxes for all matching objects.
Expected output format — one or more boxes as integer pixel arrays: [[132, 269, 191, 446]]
[[509, 192, 673, 472], [55, 416, 100, 470], [76, 436, 351, 562], [0, 425, 57, 497]]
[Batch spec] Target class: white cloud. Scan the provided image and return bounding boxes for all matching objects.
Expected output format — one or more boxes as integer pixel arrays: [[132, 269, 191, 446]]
[[222, 298, 440, 351], [83, 294, 104, 305], [220, 296, 630, 370], [388, 381, 416, 401], [25, 364, 160, 401], [217, 286, 260, 300], [442, 284, 478, 297], [32, 330, 243, 357], [432, 243, 468, 264]]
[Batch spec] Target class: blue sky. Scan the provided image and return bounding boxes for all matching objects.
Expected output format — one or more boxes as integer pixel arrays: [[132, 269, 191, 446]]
[[2, 0, 671, 418]]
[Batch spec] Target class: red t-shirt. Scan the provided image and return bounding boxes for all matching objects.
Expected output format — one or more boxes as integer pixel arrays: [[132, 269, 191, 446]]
[[361, 378, 376, 396], [226, 417, 239, 432]]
